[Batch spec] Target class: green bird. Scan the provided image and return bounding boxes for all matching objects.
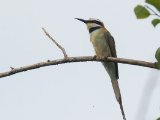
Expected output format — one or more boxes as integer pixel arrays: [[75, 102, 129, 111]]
[[76, 18, 126, 120]]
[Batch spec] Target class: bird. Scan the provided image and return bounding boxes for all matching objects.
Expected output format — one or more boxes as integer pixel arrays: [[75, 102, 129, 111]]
[[75, 18, 126, 120]]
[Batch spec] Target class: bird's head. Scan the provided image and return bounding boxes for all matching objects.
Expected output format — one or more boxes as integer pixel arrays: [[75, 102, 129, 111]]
[[75, 18, 104, 30]]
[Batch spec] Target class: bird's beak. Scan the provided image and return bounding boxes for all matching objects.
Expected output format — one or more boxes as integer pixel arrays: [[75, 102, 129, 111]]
[[75, 18, 87, 23]]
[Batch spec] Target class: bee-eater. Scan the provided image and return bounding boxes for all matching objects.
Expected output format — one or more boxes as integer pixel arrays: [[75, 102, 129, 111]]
[[75, 18, 126, 120]]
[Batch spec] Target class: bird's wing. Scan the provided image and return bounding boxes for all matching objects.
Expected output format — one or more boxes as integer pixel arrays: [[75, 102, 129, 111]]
[[104, 31, 119, 79]]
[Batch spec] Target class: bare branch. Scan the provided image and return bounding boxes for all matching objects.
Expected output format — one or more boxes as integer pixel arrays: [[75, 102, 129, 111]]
[[0, 56, 156, 78], [42, 28, 68, 58]]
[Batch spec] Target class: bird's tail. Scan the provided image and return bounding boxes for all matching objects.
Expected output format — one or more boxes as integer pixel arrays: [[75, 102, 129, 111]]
[[111, 80, 126, 120]]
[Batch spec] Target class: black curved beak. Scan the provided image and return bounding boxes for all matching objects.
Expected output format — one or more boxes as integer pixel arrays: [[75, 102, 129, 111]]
[[75, 18, 87, 23]]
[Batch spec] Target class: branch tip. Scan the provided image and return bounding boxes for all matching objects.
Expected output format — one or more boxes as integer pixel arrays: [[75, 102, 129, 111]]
[[42, 27, 68, 58]]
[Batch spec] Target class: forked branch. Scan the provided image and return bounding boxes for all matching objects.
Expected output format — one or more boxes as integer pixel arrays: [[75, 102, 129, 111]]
[[0, 28, 157, 78]]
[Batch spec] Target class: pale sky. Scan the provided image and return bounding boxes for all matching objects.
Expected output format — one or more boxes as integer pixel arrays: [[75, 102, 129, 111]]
[[0, 0, 160, 120]]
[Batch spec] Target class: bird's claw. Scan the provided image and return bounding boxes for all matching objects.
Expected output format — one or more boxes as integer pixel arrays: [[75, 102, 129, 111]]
[[93, 55, 97, 59]]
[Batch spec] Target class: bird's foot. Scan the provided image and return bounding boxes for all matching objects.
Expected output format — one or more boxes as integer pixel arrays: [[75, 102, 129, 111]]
[[93, 55, 97, 59], [93, 55, 103, 59]]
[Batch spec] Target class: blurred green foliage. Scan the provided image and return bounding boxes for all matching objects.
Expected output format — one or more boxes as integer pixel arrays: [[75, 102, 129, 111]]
[[134, 0, 160, 27], [134, 5, 150, 19], [134, 1, 160, 119]]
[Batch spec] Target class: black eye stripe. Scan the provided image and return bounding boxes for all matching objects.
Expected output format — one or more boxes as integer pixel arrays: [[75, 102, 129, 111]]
[[86, 20, 103, 26], [89, 26, 101, 33]]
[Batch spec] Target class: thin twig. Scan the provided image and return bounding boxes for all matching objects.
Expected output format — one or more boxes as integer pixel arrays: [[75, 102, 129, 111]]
[[42, 28, 68, 58], [0, 56, 157, 78], [145, 5, 160, 18]]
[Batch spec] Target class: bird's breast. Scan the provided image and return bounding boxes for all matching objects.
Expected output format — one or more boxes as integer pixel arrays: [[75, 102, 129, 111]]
[[90, 30, 111, 57]]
